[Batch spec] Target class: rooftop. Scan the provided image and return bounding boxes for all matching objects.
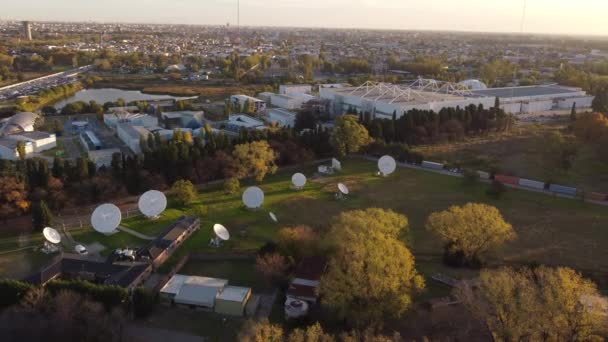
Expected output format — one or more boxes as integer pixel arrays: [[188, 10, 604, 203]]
[[470, 85, 585, 98], [216, 285, 251, 302], [14, 131, 54, 140]]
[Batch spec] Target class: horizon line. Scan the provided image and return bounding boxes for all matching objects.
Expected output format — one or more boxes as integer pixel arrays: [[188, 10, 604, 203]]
[[2, 18, 608, 40]]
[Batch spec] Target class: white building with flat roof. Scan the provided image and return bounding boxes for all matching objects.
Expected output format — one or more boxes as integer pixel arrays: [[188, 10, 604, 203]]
[[230, 95, 266, 113], [225, 114, 266, 132], [320, 82, 595, 117], [267, 108, 297, 128], [104, 112, 158, 129], [161, 274, 229, 309], [279, 84, 312, 96], [7, 131, 56, 153], [0, 138, 33, 160]]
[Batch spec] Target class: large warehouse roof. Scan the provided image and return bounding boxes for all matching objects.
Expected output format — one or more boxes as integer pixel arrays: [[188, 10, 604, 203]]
[[334, 83, 470, 105], [471, 85, 583, 98]]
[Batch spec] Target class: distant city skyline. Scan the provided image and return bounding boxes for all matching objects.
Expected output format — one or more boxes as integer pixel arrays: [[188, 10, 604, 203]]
[[3, 0, 608, 36]]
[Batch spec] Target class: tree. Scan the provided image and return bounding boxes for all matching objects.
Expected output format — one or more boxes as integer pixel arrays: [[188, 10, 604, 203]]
[[541, 131, 578, 174], [255, 253, 290, 286], [238, 319, 284, 342], [286, 323, 335, 342], [171, 179, 196, 206], [52, 119, 64, 137], [331, 115, 371, 157], [426, 203, 516, 267], [232, 141, 278, 182], [0, 176, 30, 221], [132, 287, 156, 318], [570, 102, 577, 122], [574, 112, 608, 142], [0, 289, 130, 342], [223, 177, 240, 194], [456, 266, 606, 341], [591, 85, 608, 113], [16, 141, 26, 160], [276, 225, 320, 261], [319, 208, 424, 326], [31, 200, 52, 231]]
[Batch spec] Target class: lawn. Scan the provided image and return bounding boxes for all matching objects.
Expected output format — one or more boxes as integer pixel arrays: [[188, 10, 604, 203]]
[[64, 158, 608, 292], [413, 121, 608, 192]]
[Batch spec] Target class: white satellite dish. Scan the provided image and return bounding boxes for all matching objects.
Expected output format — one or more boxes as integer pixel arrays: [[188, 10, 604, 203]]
[[338, 183, 349, 195], [43, 227, 61, 244], [378, 155, 397, 176], [291, 173, 307, 189], [138, 190, 167, 218], [332, 158, 342, 171], [269, 212, 278, 222], [91, 203, 122, 234], [213, 223, 230, 241], [242, 186, 264, 209]]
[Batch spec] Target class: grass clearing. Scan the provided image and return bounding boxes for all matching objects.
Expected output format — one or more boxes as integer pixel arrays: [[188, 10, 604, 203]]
[[7, 158, 607, 291], [413, 121, 608, 192]]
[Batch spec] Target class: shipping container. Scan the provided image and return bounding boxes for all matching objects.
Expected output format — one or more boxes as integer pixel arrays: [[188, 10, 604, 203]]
[[518, 178, 545, 190], [549, 184, 577, 197], [589, 192, 608, 201], [494, 174, 519, 185], [477, 171, 490, 180], [422, 161, 444, 170]]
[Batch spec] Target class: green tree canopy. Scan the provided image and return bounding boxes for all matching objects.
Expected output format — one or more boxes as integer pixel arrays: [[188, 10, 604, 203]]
[[319, 208, 423, 326], [426, 203, 516, 265], [232, 141, 278, 182], [331, 115, 371, 157], [171, 179, 196, 206]]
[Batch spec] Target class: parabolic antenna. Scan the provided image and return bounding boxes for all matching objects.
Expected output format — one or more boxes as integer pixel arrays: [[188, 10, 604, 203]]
[[378, 155, 397, 176], [269, 212, 278, 222], [91, 203, 122, 234], [338, 183, 349, 195], [213, 223, 230, 241], [43, 227, 61, 244], [138, 190, 167, 218], [242, 186, 264, 209], [291, 173, 307, 188]]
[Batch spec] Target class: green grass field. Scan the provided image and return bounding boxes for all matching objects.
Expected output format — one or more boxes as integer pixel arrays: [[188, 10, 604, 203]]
[[3, 158, 608, 293]]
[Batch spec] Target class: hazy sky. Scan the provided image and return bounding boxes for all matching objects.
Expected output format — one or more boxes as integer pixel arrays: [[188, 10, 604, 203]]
[[3, 0, 608, 36]]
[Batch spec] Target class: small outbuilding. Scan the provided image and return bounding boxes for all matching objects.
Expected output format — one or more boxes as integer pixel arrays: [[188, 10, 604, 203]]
[[215, 285, 252, 317]]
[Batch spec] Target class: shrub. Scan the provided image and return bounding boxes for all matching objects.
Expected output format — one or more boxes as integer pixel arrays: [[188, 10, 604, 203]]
[[462, 169, 480, 186], [132, 287, 156, 318], [171, 179, 196, 206], [223, 177, 240, 194], [0, 279, 33, 308], [486, 180, 507, 199]]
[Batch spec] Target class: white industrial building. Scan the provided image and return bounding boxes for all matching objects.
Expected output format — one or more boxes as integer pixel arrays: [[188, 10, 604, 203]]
[[267, 108, 297, 128], [7, 131, 56, 153], [268, 93, 315, 110], [320, 80, 595, 118], [470, 85, 594, 113], [224, 114, 266, 132], [104, 112, 158, 129], [0, 138, 33, 160], [279, 84, 312, 96], [117, 123, 150, 154], [160, 274, 251, 316], [230, 95, 266, 113]]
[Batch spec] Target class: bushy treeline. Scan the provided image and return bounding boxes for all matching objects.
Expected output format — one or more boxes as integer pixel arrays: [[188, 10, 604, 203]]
[[355, 102, 510, 145]]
